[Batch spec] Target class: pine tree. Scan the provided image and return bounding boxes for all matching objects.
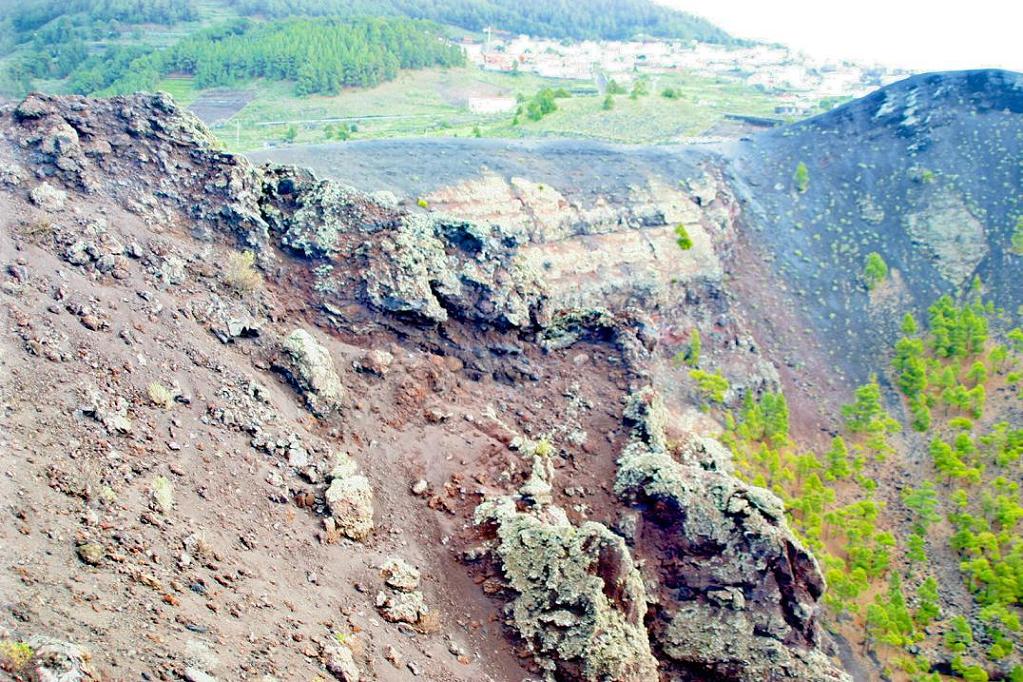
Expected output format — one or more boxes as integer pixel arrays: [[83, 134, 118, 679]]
[[684, 329, 701, 367], [1012, 216, 1023, 255], [825, 436, 851, 480]]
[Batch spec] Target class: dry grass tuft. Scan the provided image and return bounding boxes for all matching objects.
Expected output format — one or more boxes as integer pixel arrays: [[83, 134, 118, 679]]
[[224, 250, 262, 293], [147, 381, 175, 408]]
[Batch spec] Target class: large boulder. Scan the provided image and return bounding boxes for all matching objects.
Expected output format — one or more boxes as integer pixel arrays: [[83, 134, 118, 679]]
[[29, 182, 67, 211], [325, 641, 361, 682], [324, 454, 373, 541], [24, 635, 99, 681], [276, 329, 344, 417]]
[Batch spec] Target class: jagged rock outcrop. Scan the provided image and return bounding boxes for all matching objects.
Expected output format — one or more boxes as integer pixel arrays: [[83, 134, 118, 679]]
[[2, 92, 665, 374], [9, 92, 270, 252], [0, 91, 857, 680], [422, 172, 727, 313], [257, 165, 548, 328], [613, 388, 849, 682], [6, 94, 551, 331], [475, 458, 658, 682]]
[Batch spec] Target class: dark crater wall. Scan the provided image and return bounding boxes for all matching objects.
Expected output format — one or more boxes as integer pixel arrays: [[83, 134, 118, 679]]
[[728, 70, 1023, 379]]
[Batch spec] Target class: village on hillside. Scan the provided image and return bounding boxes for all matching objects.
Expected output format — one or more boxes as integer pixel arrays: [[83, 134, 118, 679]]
[[462, 31, 911, 116]]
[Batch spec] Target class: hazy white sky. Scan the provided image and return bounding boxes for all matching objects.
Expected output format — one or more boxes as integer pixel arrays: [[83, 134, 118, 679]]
[[658, 0, 1023, 72]]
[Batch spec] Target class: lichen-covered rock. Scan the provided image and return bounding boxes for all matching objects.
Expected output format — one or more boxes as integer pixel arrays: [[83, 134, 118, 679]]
[[30, 182, 67, 211], [324, 454, 373, 541], [475, 465, 658, 682], [375, 587, 428, 624], [25, 635, 99, 681], [0, 161, 25, 186], [539, 307, 656, 368], [82, 390, 132, 434], [325, 642, 361, 682], [260, 168, 547, 328], [354, 349, 393, 376], [276, 329, 344, 417], [659, 602, 848, 682], [903, 187, 988, 285], [614, 388, 849, 682], [379, 557, 421, 592], [517, 450, 555, 506]]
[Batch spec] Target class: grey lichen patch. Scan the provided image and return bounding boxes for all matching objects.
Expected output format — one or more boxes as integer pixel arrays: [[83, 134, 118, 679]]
[[659, 603, 848, 682], [903, 187, 988, 285], [856, 193, 885, 224], [474, 458, 658, 681]]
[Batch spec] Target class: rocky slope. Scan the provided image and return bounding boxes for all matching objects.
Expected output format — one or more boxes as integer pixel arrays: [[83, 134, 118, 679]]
[[0, 92, 845, 681], [2, 69, 1021, 681]]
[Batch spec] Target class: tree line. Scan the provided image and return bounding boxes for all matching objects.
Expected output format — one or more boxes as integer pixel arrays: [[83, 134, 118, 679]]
[[224, 0, 735, 42]]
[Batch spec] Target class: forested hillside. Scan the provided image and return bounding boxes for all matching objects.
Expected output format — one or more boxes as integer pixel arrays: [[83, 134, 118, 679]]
[[0, 0, 202, 91], [65, 18, 465, 96]]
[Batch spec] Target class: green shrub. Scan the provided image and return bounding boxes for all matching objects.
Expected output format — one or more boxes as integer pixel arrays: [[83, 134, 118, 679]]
[[674, 224, 693, 250], [224, 250, 262, 294], [793, 161, 810, 193], [863, 252, 889, 290], [525, 88, 559, 121], [147, 381, 175, 409], [0, 640, 33, 673], [945, 616, 974, 654]]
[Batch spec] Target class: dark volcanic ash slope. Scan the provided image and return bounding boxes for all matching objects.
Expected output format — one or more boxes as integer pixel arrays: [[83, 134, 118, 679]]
[[730, 69, 1023, 377], [0, 93, 847, 682]]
